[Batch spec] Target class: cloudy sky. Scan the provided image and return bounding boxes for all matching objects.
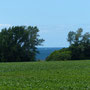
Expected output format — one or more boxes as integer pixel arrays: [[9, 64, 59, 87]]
[[0, 0, 90, 47]]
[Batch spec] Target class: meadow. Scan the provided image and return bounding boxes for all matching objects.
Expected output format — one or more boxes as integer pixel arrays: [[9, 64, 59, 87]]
[[0, 60, 90, 89]]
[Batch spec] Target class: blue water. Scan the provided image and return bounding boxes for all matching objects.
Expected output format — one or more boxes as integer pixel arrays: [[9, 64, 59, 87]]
[[36, 47, 62, 60]]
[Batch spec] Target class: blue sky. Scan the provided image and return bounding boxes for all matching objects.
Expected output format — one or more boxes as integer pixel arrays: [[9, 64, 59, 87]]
[[0, 0, 90, 47]]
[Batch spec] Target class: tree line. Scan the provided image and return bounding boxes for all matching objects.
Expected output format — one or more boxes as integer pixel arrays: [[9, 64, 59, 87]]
[[0, 26, 89, 62], [46, 28, 90, 61]]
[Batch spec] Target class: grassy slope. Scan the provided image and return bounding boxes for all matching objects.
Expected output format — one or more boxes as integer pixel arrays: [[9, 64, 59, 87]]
[[0, 60, 90, 89]]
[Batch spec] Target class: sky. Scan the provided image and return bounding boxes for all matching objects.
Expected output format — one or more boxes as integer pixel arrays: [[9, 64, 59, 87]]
[[0, 0, 90, 47]]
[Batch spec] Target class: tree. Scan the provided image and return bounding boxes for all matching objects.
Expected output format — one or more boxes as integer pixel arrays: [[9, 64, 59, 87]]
[[67, 28, 83, 45], [81, 32, 90, 59], [74, 28, 83, 45], [68, 28, 90, 60], [0, 26, 44, 62], [67, 31, 76, 45], [46, 28, 90, 61]]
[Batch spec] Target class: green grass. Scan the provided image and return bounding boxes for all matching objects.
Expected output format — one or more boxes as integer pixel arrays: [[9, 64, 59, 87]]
[[0, 60, 90, 89]]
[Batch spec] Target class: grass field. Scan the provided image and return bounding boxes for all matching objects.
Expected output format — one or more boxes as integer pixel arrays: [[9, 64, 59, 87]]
[[0, 60, 90, 89]]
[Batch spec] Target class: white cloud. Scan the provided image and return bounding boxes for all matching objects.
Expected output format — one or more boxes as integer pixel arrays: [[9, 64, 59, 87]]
[[0, 24, 11, 27]]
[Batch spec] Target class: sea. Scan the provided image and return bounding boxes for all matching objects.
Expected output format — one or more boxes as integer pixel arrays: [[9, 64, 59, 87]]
[[36, 47, 63, 60]]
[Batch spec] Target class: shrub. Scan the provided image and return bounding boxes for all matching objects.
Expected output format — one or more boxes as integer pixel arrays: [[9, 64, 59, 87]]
[[46, 48, 71, 61]]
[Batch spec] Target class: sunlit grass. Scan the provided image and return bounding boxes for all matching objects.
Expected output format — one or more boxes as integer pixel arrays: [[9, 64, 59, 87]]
[[0, 60, 90, 89]]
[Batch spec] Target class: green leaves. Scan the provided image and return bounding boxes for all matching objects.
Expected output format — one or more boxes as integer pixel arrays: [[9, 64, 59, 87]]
[[67, 28, 83, 45], [0, 26, 44, 62], [46, 48, 71, 61], [47, 28, 90, 61], [68, 28, 90, 60]]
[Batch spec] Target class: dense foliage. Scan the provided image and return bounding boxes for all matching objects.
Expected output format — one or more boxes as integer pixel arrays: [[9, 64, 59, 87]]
[[46, 48, 71, 61], [46, 28, 90, 61], [68, 28, 90, 60], [0, 26, 44, 62]]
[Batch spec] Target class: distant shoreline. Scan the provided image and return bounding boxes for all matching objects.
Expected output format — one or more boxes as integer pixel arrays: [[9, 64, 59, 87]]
[[36, 47, 63, 60], [37, 47, 66, 48]]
